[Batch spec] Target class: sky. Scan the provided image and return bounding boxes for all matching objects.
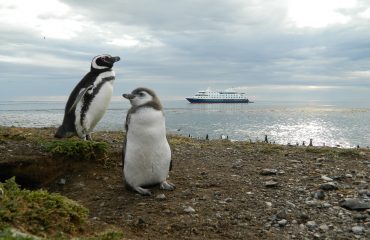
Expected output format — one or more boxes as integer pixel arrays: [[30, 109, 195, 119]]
[[1, 0, 370, 103]]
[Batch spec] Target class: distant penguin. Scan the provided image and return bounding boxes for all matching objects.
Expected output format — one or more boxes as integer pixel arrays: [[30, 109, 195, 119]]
[[55, 54, 120, 140], [122, 87, 174, 195]]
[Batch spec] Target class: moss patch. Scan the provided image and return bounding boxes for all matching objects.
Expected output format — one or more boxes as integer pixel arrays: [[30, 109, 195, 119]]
[[0, 177, 89, 238], [42, 140, 109, 161]]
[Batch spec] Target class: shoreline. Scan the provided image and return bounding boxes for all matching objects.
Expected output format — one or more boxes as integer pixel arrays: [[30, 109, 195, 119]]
[[1, 125, 368, 150]]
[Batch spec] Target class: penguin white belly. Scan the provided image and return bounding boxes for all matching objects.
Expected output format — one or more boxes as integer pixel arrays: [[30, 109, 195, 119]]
[[74, 71, 114, 138], [85, 82, 113, 132], [124, 108, 171, 188]]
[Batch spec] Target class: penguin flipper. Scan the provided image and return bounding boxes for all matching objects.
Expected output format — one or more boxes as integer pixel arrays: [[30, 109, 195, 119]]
[[122, 111, 131, 169], [122, 134, 126, 169], [68, 85, 94, 113]]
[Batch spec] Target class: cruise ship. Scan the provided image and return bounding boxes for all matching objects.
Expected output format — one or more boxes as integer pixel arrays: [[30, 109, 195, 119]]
[[186, 89, 251, 103]]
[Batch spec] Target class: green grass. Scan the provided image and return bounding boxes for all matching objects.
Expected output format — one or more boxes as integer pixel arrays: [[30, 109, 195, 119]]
[[42, 140, 109, 161], [0, 177, 88, 238]]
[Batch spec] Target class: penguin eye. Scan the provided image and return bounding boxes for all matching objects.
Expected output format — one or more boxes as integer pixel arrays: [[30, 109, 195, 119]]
[[138, 92, 145, 97]]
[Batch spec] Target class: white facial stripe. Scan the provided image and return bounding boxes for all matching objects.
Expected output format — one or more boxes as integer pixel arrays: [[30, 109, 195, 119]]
[[91, 55, 110, 69]]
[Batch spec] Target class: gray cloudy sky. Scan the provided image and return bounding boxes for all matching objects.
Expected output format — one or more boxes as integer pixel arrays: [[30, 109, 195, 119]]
[[1, 0, 370, 102]]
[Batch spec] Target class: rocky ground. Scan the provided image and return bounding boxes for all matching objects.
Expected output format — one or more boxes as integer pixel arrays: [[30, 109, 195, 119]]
[[0, 127, 370, 239]]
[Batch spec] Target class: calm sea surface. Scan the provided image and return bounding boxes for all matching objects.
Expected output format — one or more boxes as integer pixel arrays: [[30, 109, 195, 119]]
[[0, 100, 369, 148]]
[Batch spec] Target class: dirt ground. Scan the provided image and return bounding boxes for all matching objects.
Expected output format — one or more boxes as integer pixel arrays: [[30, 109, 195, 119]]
[[1, 127, 369, 239]]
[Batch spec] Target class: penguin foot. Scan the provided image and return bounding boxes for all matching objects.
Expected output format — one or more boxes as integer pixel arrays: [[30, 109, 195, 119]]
[[134, 187, 152, 196], [160, 181, 175, 191]]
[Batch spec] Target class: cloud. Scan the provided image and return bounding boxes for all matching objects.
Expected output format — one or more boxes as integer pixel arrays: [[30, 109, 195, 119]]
[[0, 0, 370, 102]]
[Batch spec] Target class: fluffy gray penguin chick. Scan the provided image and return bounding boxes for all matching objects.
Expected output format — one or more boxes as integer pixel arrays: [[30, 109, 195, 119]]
[[122, 87, 175, 196]]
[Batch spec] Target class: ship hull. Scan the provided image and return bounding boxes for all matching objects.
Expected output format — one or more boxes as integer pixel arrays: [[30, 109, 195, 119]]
[[186, 98, 250, 104]]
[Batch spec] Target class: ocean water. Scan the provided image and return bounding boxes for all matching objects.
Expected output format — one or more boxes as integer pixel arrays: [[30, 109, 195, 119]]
[[0, 100, 369, 148]]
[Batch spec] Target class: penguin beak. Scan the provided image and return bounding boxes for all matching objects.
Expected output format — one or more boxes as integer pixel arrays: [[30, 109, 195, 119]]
[[112, 56, 120, 62], [122, 93, 135, 100], [106, 56, 120, 64]]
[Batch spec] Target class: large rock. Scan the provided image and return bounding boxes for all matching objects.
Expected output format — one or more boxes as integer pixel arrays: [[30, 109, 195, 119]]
[[340, 198, 370, 211]]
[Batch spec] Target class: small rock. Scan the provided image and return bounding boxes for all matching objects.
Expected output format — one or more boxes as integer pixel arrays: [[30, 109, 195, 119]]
[[184, 206, 195, 213], [321, 175, 333, 181], [322, 202, 332, 208], [260, 169, 278, 175], [224, 197, 232, 203], [265, 180, 278, 188], [305, 200, 319, 207], [276, 210, 287, 220], [320, 182, 338, 191], [137, 218, 146, 225], [182, 189, 192, 196], [156, 194, 166, 201], [306, 221, 317, 229], [286, 201, 296, 208], [319, 224, 329, 232], [358, 189, 370, 197], [316, 157, 326, 161], [58, 178, 66, 185], [340, 198, 370, 211], [266, 202, 273, 207], [353, 214, 367, 221], [313, 190, 325, 200], [278, 219, 288, 227], [232, 160, 243, 169], [352, 226, 364, 235], [345, 174, 353, 178]]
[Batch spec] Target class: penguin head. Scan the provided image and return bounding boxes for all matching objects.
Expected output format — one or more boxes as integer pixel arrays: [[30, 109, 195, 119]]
[[122, 87, 162, 108], [91, 54, 120, 70]]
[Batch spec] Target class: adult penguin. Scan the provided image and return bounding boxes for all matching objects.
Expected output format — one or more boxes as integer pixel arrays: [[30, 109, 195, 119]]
[[55, 54, 120, 140]]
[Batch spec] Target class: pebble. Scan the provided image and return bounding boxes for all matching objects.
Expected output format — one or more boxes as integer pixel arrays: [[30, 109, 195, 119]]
[[313, 190, 325, 200], [265, 202, 273, 207], [232, 160, 243, 169], [58, 178, 66, 185], [278, 219, 288, 227], [321, 175, 333, 181], [358, 189, 370, 197], [260, 169, 278, 175], [319, 224, 329, 232], [351, 226, 364, 235], [320, 182, 338, 191], [184, 206, 196, 213], [305, 200, 319, 207], [265, 180, 279, 187], [322, 202, 332, 208], [276, 210, 287, 220], [316, 157, 326, 161], [306, 221, 317, 229], [156, 194, 166, 201], [353, 214, 367, 221]]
